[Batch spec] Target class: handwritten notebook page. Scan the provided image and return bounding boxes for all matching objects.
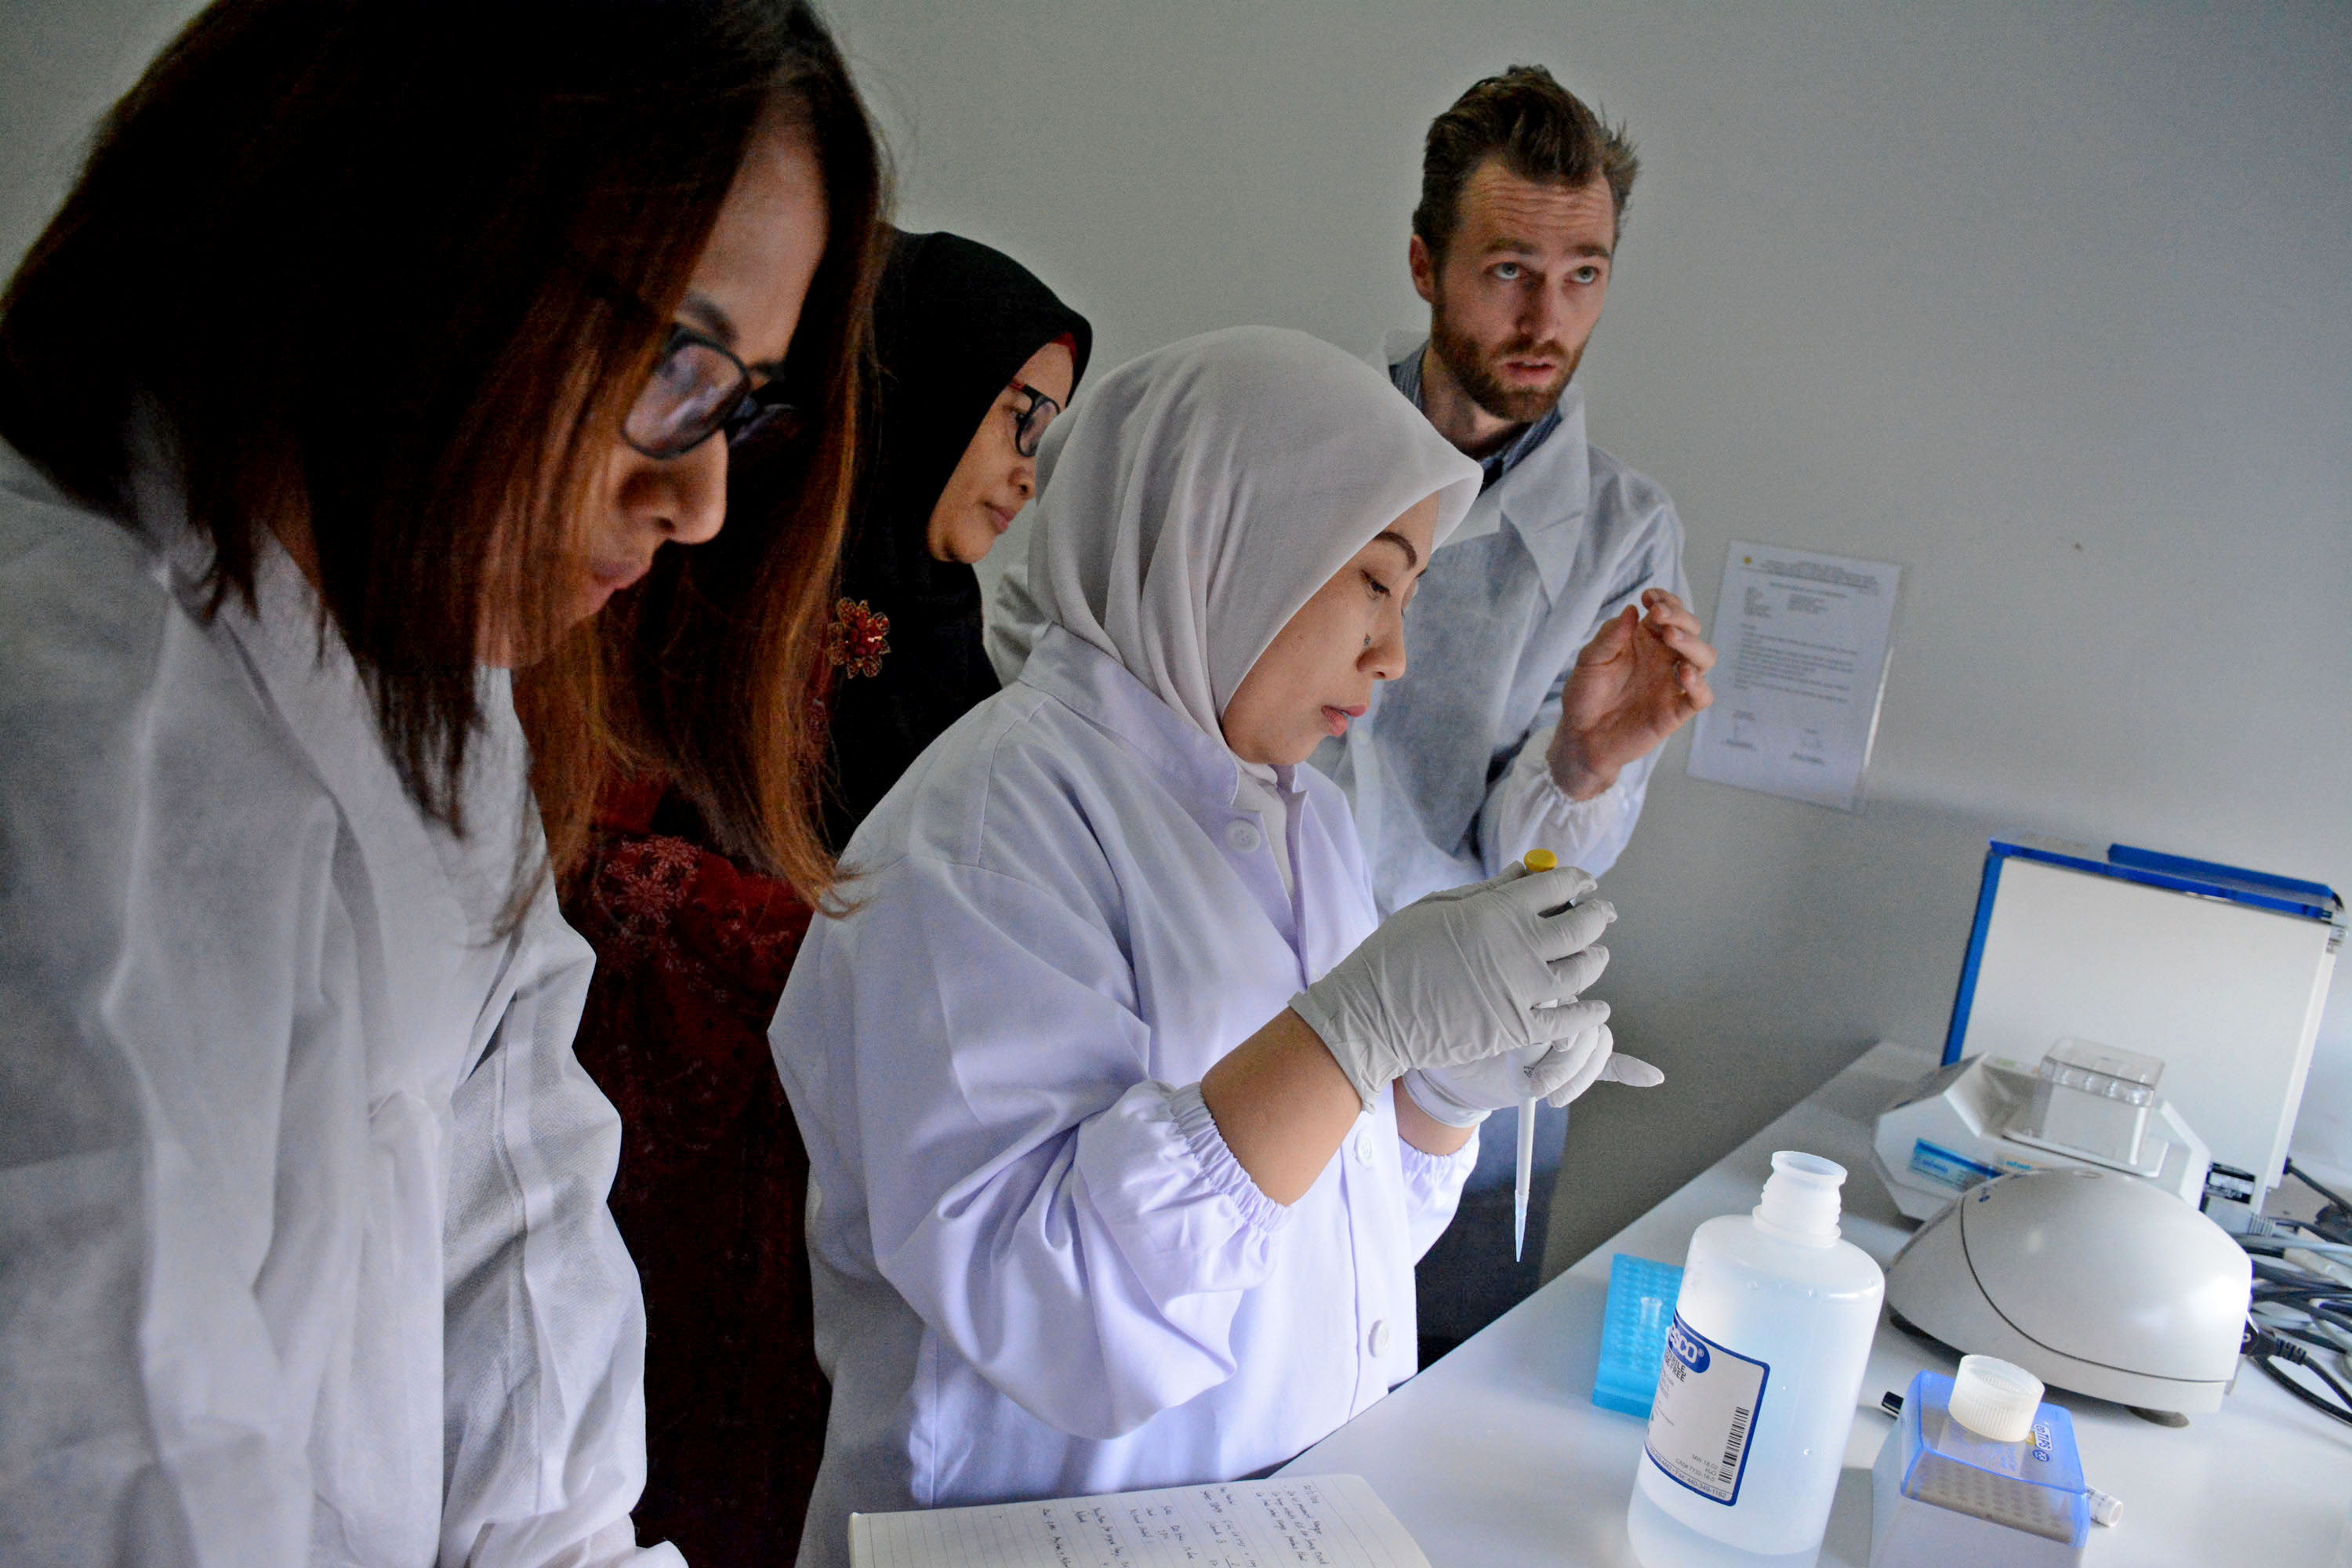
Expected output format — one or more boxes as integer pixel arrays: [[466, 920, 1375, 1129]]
[[848, 1472, 1432, 1568]]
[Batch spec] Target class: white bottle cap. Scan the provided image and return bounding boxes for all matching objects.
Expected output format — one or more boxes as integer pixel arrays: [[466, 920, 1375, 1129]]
[[1950, 1355, 2045, 1442], [1752, 1151, 1846, 1243]]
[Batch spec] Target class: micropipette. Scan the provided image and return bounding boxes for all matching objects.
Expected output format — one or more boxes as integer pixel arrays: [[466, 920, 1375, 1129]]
[[1514, 848, 1562, 1261]]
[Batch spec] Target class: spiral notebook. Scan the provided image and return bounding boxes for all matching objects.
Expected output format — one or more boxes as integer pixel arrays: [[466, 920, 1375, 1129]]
[[847, 1472, 1430, 1568]]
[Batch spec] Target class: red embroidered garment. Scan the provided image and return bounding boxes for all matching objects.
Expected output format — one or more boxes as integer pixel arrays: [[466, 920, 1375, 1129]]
[[563, 776, 828, 1566], [823, 595, 891, 680]]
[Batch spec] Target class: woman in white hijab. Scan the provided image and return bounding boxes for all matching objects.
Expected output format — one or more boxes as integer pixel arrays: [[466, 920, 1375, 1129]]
[[771, 327, 1639, 1564]]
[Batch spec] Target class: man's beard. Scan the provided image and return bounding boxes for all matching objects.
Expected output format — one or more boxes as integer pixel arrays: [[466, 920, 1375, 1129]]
[[1429, 302, 1581, 427]]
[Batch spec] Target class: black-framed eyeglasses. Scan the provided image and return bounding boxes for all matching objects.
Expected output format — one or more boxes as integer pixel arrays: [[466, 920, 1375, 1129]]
[[1011, 383, 1062, 459], [623, 325, 800, 460]]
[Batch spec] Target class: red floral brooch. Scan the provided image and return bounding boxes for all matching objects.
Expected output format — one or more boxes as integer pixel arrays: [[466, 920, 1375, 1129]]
[[824, 597, 890, 679]]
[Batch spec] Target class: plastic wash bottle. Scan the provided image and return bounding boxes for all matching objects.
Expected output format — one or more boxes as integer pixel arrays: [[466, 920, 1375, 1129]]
[[1626, 1152, 1885, 1568]]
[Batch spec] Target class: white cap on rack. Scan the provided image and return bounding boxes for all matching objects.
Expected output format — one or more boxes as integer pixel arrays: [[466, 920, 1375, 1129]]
[[1752, 1151, 1846, 1244], [1950, 1355, 2045, 1442]]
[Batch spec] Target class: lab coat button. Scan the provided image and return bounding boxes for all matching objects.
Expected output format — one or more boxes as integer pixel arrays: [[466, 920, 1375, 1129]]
[[1352, 1129, 1377, 1163], [1225, 819, 1261, 853], [1368, 1319, 1392, 1359]]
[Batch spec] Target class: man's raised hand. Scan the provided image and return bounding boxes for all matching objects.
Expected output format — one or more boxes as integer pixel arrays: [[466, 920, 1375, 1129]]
[[1546, 587, 1717, 800]]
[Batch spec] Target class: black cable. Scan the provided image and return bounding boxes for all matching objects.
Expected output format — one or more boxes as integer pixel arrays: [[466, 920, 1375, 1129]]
[[2242, 1240, 2352, 1272], [2285, 1157, 2352, 1214], [2239, 1236, 2352, 1426], [2282, 1159, 2352, 1245], [2258, 1299, 2352, 1337], [2255, 1352, 2352, 1429], [2244, 1323, 2352, 1429], [2253, 1279, 2352, 1308], [2247, 1267, 2343, 1300], [2250, 1275, 2352, 1321]]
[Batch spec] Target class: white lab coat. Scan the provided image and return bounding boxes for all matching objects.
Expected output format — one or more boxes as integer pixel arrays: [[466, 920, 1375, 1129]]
[[0, 442, 677, 1568], [1316, 336, 1692, 916], [770, 626, 1477, 1568]]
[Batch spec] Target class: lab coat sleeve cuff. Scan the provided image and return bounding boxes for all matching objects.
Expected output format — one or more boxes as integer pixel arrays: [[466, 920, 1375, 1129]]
[[1399, 1066, 1492, 1128], [1399, 1124, 1479, 1260], [1168, 1080, 1294, 1236], [1398, 1126, 1480, 1191], [1483, 720, 1639, 878], [1522, 759, 1631, 840]]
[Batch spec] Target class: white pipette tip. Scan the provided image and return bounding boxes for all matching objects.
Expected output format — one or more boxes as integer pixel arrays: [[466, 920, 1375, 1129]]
[[1514, 1094, 1537, 1261], [1512, 851, 1560, 1266]]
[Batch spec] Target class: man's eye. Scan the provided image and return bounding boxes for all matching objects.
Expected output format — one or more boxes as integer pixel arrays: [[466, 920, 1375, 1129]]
[[1492, 263, 1523, 281], [1573, 265, 1601, 284]]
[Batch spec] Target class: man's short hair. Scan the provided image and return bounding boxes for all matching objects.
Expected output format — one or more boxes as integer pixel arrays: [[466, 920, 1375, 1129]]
[[1413, 65, 1639, 263]]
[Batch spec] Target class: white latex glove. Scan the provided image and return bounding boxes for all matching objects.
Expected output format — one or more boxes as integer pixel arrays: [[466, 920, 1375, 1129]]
[[1403, 1024, 1668, 1128], [1290, 862, 1617, 1112]]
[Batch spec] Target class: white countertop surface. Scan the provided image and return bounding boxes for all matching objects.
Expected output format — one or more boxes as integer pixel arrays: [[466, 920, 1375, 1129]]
[[1282, 1041, 2352, 1565]]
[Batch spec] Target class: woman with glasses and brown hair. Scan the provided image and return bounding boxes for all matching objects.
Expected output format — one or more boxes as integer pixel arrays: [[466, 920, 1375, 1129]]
[[0, 2, 880, 1563], [560, 228, 1088, 1566]]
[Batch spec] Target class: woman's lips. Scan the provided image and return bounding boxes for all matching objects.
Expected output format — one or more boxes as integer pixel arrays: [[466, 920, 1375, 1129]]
[[1322, 702, 1368, 738], [579, 556, 651, 614], [590, 556, 652, 590], [984, 502, 1017, 534]]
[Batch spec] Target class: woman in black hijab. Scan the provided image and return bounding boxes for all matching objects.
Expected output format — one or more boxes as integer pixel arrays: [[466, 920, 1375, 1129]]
[[821, 229, 1093, 847]]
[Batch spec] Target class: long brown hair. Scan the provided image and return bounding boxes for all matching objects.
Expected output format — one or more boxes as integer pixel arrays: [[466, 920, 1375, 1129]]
[[525, 11, 886, 903], [0, 0, 882, 909]]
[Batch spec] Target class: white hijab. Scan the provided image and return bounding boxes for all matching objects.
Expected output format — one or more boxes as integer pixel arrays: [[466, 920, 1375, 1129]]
[[989, 325, 1483, 747]]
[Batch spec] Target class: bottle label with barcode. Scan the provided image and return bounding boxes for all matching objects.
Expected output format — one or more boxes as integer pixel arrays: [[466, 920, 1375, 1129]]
[[1642, 1312, 1769, 1505]]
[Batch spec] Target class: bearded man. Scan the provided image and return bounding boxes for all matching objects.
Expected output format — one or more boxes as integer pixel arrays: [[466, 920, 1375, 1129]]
[[1316, 64, 1717, 1354]]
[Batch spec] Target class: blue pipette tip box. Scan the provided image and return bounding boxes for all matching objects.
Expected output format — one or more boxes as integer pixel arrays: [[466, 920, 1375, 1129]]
[[1593, 1254, 1683, 1418]]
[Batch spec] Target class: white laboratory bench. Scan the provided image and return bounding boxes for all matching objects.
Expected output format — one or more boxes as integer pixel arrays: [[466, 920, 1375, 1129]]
[[1281, 1041, 2352, 1565]]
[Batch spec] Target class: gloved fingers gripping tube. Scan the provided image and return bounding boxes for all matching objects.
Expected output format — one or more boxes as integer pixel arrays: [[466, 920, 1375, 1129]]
[[1408, 1022, 1650, 1122], [1545, 942, 1610, 998], [1293, 863, 1618, 1112], [1521, 1033, 1603, 1105], [1405, 860, 1547, 908], [1529, 899, 1614, 961], [1526, 996, 1611, 1044], [1540, 1023, 1618, 1106], [1497, 865, 1604, 921], [1530, 865, 1600, 909]]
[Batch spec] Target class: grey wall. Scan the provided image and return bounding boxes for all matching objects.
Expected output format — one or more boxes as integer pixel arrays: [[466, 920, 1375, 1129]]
[[9, 3, 2347, 1269], [1, 0, 196, 273]]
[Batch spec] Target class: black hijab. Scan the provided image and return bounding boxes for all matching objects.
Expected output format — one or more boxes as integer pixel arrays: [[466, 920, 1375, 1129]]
[[821, 229, 1092, 850]]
